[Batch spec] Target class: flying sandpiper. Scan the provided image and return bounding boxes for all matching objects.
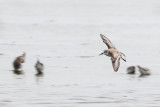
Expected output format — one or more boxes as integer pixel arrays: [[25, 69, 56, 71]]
[[99, 34, 126, 72]]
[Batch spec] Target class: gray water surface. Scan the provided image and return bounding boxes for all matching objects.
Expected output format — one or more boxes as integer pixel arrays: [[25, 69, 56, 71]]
[[0, 0, 160, 107]]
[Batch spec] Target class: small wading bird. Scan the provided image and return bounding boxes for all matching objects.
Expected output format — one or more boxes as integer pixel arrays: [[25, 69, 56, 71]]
[[35, 60, 44, 75], [137, 65, 151, 76], [99, 34, 126, 72], [126, 66, 136, 74], [13, 53, 26, 71]]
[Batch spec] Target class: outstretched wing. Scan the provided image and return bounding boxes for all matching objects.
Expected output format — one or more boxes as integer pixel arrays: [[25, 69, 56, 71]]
[[111, 56, 120, 72], [120, 52, 126, 62], [100, 34, 116, 49]]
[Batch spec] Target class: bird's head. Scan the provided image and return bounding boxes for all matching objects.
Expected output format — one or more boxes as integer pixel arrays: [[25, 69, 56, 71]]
[[99, 50, 108, 56]]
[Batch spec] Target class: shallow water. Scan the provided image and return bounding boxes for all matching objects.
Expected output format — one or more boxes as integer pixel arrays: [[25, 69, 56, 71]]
[[0, 0, 160, 107]]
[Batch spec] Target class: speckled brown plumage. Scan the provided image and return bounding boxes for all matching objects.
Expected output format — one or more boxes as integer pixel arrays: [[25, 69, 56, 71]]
[[13, 53, 26, 70], [100, 34, 126, 72]]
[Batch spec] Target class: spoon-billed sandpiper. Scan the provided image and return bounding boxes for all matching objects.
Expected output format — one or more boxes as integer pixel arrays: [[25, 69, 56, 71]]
[[13, 52, 26, 71], [99, 34, 126, 72], [126, 66, 136, 74], [35, 60, 44, 75], [137, 65, 151, 75]]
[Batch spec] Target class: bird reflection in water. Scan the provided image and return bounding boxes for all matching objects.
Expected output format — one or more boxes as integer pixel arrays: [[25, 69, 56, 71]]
[[12, 70, 24, 75]]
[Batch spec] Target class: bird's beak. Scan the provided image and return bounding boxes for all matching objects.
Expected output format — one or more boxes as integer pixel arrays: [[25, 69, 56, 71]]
[[99, 53, 103, 56], [123, 60, 126, 62]]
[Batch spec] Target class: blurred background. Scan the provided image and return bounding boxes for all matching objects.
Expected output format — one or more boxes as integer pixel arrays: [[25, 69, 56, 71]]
[[0, 0, 160, 107]]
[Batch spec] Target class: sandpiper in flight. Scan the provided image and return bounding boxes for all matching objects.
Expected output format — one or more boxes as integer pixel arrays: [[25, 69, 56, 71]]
[[99, 34, 126, 72]]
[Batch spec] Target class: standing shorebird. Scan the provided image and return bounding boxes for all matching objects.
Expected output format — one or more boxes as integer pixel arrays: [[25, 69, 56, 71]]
[[126, 66, 136, 74], [137, 65, 151, 76], [99, 34, 126, 72], [13, 53, 26, 71], [35, 60, 44, 75]]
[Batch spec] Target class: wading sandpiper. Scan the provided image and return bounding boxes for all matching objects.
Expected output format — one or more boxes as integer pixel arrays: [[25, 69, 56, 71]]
[[137, 65, 151, 75], [127, 66, 136, 74], [13, 52, 26, 71], [35, 60, 44, 75]]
